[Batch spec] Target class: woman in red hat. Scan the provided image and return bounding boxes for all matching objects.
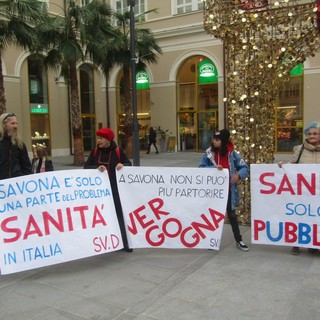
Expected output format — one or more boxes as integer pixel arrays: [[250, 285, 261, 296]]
[[84, 127, 132, 252]]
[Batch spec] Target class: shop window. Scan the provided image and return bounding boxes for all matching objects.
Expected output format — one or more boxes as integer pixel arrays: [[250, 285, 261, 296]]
[[80, 65, 94, 114], [28, 55, 51, 155], [137, 88, 150, 150], [177, 56, 218, 151], [198, 112, 217, 150], [178, 84, 196, 111], [80, 64, 96, 152], [276, 65, 303, 153], [198, 86, 218, 111], [116, 69, 151, 151]]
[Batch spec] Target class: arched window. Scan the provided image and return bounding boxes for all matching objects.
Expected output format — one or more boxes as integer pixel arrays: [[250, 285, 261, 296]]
[[80, 64, 96, 152], [276, 64, 303, 153], [28, 55, 51, 154], [177, 56, 218, 151]]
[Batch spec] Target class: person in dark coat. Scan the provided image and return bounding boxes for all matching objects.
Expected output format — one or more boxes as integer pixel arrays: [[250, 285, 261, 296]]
[[32, 144, 54, 173], [0, 112, 32, 180], [146, 127, 159, 154], [84, 127, 133, 252]]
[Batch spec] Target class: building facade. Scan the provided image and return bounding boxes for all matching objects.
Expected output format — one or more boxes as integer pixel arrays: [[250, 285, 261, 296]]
[[3, 0, 320, 160]]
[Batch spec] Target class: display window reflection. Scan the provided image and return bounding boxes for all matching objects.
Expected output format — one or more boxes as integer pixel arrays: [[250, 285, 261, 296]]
[[177, 55, 219, 151], [198, 112, 217, 150], [276, 70, 303, 153], [28, 55, 51, 155]]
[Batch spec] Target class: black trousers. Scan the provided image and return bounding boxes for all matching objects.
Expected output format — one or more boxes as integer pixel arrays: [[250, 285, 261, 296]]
[[112, 186, 130, 249], [147, 142, 158, 153], [226, 192, 242, 243]]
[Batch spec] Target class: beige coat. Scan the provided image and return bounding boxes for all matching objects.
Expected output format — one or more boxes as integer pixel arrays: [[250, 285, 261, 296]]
[[290, 141, 320, 164]]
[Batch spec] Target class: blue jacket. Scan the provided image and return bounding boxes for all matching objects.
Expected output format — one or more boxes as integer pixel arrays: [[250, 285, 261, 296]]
[[199, 147, 249, 210]]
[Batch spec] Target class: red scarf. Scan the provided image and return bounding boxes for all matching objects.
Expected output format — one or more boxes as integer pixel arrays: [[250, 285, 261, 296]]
[[214, 151, 229, 170], [213, 142, 234, 170]]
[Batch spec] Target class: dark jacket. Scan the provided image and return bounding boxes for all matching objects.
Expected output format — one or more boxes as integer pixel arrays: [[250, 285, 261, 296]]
[[84, 141, 132, 248], [31, 158, 54, 173], [84, 141, 131, 185], [0, 136, 32, 180], [83, 141, 132, 212], [149, 130, 157, 143]]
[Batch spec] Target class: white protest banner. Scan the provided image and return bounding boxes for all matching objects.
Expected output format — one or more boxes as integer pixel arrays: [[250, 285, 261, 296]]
[[116, 167, 229, 250], [0, 169, 122, 275], [251, 164, 320, 248]]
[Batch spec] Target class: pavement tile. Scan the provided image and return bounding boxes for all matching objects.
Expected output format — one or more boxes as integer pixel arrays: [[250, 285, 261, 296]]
[[0, 152, 317, 320]]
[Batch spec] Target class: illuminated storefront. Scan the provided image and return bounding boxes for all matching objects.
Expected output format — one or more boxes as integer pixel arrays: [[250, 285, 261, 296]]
[[177, 56, 218, 151], [276, 64, 304, 153]]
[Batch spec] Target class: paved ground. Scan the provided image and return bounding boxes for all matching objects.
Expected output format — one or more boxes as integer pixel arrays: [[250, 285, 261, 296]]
[[1, 151, 319, 320]]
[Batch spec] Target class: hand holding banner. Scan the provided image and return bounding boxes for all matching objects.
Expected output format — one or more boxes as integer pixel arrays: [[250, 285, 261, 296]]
[[117, 167, 229, 249], [0, 169, 122, 274], [251, 164, 320, 249]]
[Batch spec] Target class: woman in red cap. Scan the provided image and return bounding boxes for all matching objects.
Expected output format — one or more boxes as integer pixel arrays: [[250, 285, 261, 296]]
[[84, 127, 132, 252]]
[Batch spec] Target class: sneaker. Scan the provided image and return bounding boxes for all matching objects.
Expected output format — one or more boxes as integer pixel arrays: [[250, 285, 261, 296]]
[[291, 247, 300, 255], [236, 241, 249, 252], [308, 248, 320, 256]]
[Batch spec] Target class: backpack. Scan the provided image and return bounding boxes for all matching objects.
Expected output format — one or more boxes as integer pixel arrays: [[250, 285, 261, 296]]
[[93, 146, 121, 161]]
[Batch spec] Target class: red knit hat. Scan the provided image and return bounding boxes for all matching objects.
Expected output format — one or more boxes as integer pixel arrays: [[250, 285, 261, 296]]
[[96, 128, 114, 141]]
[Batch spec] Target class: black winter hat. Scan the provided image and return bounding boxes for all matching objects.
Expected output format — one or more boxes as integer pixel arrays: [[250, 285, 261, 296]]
[[213, 129, 230, 146]]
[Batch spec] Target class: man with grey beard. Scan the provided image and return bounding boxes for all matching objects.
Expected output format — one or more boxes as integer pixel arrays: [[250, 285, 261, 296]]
[[0, 112, 32, 180]]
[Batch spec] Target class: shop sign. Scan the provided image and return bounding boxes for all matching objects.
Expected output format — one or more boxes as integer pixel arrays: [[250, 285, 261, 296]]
[[198, 59, 218, 84], [30, 104, 48, 114], [136, 71, 150, 89]]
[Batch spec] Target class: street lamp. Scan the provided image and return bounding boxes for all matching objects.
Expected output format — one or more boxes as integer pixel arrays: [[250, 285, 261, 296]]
[[129, 0, 140, 166]]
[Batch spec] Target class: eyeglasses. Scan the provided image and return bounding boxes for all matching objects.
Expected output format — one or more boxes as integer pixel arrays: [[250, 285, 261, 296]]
[[3, 113, 15, 122]]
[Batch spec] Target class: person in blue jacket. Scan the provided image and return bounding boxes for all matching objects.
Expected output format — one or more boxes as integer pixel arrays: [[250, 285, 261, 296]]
[[199, 129, 249, 252]]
